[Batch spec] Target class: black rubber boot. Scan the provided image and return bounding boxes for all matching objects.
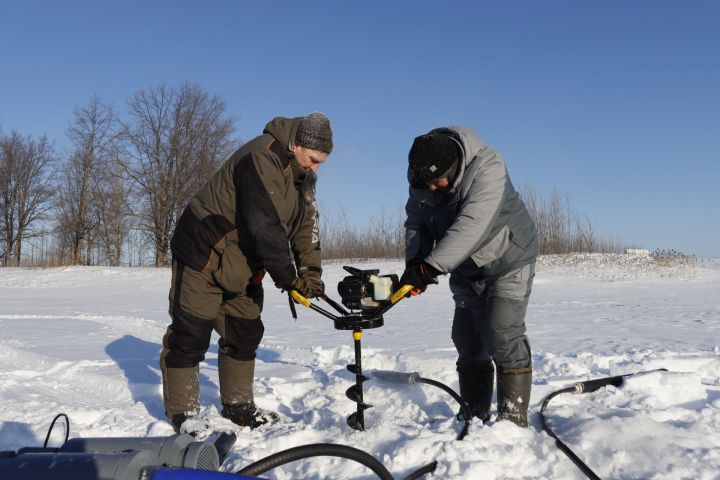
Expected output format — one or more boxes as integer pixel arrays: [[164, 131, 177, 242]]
[[170, 413, 211, 438], [457, 365, 495, 422], [221, 402, 280, 429], [496, 366, 532, 427]]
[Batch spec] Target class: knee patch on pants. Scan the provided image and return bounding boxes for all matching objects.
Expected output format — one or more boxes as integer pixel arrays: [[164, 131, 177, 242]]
[[487, 296, 531, 369], [164, 309, 215, 368], [452, 307, 492, 369], [219, 315, 265, 360]]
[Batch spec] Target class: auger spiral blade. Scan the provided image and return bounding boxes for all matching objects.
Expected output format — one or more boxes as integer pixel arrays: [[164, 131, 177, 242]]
[[345, 384, 372, 404], [347, 364, 370, 381], [346, 329, 372, 431], [347, 408, 372, 431]]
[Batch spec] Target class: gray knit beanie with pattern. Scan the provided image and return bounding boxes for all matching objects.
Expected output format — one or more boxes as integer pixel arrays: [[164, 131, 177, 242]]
[[295, 112, 333, 153]]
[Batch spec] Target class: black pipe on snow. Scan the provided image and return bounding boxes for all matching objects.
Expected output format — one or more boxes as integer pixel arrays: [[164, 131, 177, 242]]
[[403, 460, 438, 480], [539, 386, 602, 480], [540, 369, 668, 480], [370, 371, 473, 479], [414, 376, 471, 441], [370, 370, 472, 441], [235, 443, 395, 479], [43, 413, 69, 447], [399, 373, 474, 480], [213, 432, 237, 465]]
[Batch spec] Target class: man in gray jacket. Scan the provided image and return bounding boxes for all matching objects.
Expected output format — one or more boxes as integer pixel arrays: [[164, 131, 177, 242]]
[[400, 127, 538, 427]]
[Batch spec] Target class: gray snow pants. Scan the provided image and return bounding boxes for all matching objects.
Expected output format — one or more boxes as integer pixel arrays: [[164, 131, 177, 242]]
[[450, 262, 535, 370]]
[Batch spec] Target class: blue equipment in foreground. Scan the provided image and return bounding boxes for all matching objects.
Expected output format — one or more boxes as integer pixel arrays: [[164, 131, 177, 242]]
[[0, 429, 260, 480], [149, 467, 258, 480]]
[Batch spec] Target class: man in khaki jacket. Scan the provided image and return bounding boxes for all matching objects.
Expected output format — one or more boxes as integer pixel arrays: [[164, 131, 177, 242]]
[[161, 113, 332, 435]]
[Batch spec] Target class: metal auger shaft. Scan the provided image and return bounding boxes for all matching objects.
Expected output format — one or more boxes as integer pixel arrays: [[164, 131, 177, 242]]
[[346, 329, 372, 431]]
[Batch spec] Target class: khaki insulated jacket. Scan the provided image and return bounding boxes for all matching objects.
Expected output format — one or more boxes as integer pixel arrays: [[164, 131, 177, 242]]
[[171, 116, 321, 292]]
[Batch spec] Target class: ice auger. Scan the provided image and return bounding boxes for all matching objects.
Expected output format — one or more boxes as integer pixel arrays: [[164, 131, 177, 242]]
[[291, 266, 413, 430]]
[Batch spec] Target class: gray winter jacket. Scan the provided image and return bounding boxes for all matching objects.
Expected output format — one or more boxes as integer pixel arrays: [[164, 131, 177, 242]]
[[405, 127, 538, 279]]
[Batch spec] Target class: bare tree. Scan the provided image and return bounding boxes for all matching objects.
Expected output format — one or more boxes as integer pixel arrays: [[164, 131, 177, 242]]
[[0, 138, 11, 264], [120, 83, 234, 266], [56, 96, 118, 265], [95, 160, 133, 266], [0, 131, 56, 266]]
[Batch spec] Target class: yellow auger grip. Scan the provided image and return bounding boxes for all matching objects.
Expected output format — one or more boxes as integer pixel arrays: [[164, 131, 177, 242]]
[[390, 284, 415, 304], [290, 290, 311, 307]]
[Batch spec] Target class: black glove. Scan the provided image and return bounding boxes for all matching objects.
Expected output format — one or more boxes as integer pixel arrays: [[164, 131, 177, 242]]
[[300, 271, 325, 298], [400, 259, 441, 294]]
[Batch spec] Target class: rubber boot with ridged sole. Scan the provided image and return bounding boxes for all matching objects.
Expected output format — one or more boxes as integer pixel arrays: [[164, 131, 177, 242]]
[[457, 364, 495, 422], [497, 366, 532, 427]]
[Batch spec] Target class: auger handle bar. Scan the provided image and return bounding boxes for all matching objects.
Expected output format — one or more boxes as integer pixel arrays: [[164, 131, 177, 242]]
[[290, 284, 415, 322]]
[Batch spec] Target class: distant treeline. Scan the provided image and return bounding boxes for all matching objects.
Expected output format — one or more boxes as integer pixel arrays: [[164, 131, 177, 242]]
[[1, 85, 620, 268], [319, 186, 622, 261]]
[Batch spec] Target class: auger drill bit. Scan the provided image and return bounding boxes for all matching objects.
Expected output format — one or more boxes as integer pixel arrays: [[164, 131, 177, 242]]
[[346, 329, 372, 430]]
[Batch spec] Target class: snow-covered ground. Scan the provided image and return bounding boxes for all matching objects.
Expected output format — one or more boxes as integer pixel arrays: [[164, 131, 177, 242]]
[[0, 255, 718, 479]]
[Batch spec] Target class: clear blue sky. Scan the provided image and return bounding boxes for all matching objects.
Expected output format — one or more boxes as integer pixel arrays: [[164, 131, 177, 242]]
[[1, 1, 718, 257]]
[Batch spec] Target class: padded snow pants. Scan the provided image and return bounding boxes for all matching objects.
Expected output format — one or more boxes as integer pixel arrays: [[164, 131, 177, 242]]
[[160, 260, 264, 417], [450, 263, 535, 371]]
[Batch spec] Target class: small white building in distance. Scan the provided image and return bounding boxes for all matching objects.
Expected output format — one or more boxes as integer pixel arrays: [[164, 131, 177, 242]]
[[625, 248, 651, 257]]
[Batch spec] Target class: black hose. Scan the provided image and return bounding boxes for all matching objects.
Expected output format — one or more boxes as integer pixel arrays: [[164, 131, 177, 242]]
[[365, 372, 472, 479], [540, 369, 668, 480], [399, 376, 472, 479], [404, 460, 437, 480], [539, 387, 601, 480], [214, 432, 237, 465], [235, 443, 395, 479], [43, 413, 69, 447], [415, 377, 471, 441]]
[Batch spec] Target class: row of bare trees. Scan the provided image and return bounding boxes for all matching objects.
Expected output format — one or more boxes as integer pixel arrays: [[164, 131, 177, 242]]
[[2, 84, 621, 267], [0, 83, 236, 267]]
